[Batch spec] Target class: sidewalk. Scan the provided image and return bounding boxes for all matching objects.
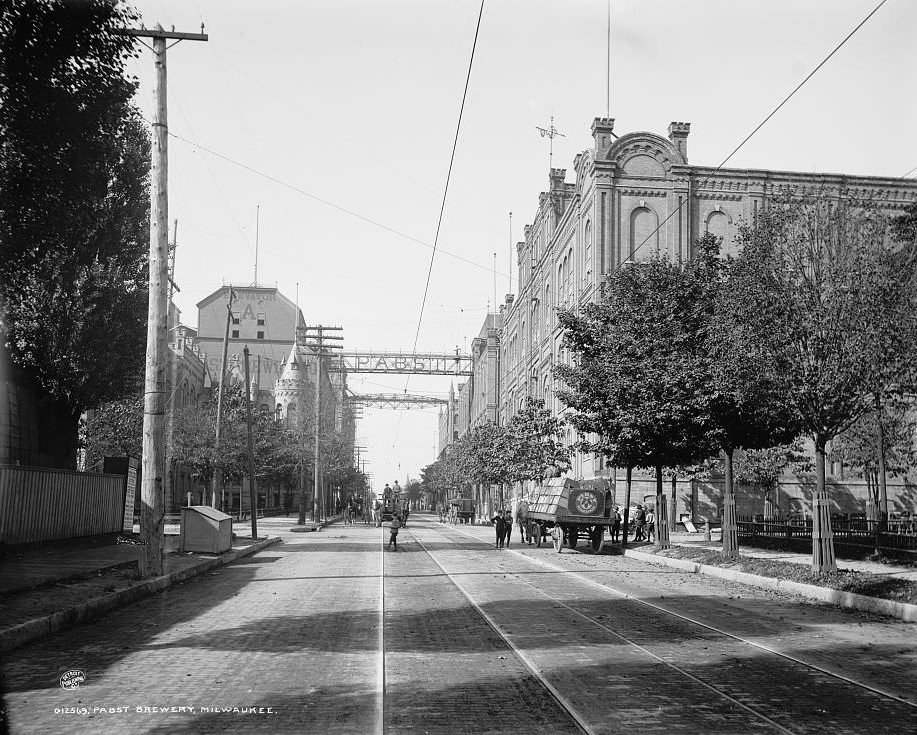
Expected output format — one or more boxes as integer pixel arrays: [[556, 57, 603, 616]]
[[0, 515, 339, 652], [623, 530, 917, 622], [664, 530, 917, 581]]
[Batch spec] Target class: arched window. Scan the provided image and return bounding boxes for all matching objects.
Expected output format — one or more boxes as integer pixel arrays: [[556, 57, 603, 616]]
[[705, 209, 736, 257], [286, 402, 297, 428], [630, 206, 658, 261], [583, 220, 593, 279]]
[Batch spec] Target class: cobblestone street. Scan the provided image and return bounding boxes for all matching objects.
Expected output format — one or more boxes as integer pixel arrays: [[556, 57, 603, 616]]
[[2, 513, 916, 735]]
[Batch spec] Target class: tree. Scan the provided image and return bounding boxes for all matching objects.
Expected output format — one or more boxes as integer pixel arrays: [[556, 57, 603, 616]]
[[727, 192, 917, 570], [503, 398, 570, 484], [0, 0, 150, 468], [81, 391, 144, 471], [705, 231, 803, 555], [832, 397, 916, 505], [557, 255, 717, 549], [404, 479, 423, 509], [729, 441, 812, 517]]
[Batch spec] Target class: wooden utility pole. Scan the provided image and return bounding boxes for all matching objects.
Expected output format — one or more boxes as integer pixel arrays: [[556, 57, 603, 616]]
[[298, 325, 343, 522], [119, 24, 207, 577], [243, 347, 258, 540], [212, 287, 235, 509]]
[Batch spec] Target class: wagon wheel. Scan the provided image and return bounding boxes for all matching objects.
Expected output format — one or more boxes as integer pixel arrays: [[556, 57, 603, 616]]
[[553, 525, 564, 553], [590, 525, 604, 554]]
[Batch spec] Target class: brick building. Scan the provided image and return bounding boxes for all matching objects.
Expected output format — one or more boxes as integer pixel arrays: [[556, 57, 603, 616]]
[[497, 116, 917, 517], [195, 285, 305, 409]]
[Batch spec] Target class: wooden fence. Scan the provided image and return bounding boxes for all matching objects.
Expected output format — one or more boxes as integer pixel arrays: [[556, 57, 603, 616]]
[[0, 465, 125, 545]]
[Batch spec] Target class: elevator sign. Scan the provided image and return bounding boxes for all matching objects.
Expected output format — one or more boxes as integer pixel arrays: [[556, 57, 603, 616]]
[[339, 352, 472, 375]]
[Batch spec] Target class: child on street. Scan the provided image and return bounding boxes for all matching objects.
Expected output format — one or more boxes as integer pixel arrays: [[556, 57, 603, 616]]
[[387, 513, 402, 551]]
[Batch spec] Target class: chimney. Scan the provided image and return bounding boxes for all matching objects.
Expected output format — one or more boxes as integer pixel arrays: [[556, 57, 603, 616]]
[[549, 168, 566, 192], [591, 117, 615, 154], [668, 121, 690, 163]]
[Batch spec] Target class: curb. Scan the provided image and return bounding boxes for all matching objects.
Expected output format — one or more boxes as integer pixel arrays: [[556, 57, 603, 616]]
[[0, 536, 282, 653], [623, 548, 917, 623]]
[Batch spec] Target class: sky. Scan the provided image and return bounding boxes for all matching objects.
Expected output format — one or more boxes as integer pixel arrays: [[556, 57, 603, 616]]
[[126, 0, 917, 490]]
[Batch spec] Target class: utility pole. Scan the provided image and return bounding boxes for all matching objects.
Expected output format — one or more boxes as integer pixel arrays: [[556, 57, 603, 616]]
[[118, 23, 207, 577], [298, 325, 343, 522], [212, 287, 235, 509], [243, 347, 258, 540]]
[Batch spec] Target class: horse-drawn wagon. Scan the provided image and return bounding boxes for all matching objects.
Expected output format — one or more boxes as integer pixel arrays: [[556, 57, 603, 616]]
[[448, 496, 475, 524], [526, 477, 612, 553]]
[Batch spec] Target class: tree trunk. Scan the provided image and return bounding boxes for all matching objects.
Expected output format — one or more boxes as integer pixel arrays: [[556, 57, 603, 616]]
[[875, 393, 888, 531], [621, 466, 632, 548], [669, 473, 677, 531], [655, 463, 669, 549], [811, 438, 837, 573], [721, 447, 739, 558]]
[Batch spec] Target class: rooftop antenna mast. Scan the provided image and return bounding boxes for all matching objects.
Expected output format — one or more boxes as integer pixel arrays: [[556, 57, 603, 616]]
[[535, 114, 565, 171], [253, 204, 260, 286], [508, 211, 513, 296], [606, 0, 611, 117]]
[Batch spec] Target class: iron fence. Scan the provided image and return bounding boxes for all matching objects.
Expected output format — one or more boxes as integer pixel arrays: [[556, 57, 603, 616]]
[[737, 514, 917, 554]]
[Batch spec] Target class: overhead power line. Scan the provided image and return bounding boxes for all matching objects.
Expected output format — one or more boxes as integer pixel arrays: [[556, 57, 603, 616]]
[[629, 0, 889, 262], [410, 0, 486, 356], [164, 128, 508, 279]]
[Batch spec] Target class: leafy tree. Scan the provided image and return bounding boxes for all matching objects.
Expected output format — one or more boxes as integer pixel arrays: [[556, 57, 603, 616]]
[[0, 0, 150, 468], [557, 255, 717, 548], [705, 231, 804, 554], [832, 396, 917, 504], [727, 193, 917, 570], [729, 441, 812, 515], [503, 398, 570, 484], [404, 479, 423, 509], [81, 391, 144, 471], [420, 458, 451, 507]]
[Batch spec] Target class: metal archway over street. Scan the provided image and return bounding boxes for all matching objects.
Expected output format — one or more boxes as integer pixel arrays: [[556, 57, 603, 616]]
[[336, 351, 472, 376]]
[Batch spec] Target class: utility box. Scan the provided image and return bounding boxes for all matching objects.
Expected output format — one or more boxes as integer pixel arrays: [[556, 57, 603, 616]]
[[180, 506, 233, 554]]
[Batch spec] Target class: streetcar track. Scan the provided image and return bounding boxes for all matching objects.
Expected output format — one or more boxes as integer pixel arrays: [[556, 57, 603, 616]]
[[488, 532, 917, 712], [411, 533, 595, 735], [420, 519, 916, 720], [379, 525, 386, 735], [411, 523, 793, 735]]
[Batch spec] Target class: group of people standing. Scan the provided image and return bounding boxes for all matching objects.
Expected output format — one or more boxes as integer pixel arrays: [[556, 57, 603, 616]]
[[631, 503, 656, 542], [490, 508, 515, 548]]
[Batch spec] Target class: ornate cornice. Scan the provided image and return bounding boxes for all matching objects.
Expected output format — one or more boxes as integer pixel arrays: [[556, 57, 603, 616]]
[[617, 188, 668, 198]]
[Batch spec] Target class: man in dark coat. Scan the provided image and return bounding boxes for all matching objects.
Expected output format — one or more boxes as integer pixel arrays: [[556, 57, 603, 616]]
[[491, 510, 507, 548]]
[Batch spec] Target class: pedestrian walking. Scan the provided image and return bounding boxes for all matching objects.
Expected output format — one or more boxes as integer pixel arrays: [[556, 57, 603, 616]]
[[611, 506, 622, 543], [504, 509, 513, 547], [516, 498, 529, 544], [633, 504, 646, 542], [387, 513, 402, 551], [372, 497, 382, 527], [645, 507, 655, 542], [491, 510, 507, 548]]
